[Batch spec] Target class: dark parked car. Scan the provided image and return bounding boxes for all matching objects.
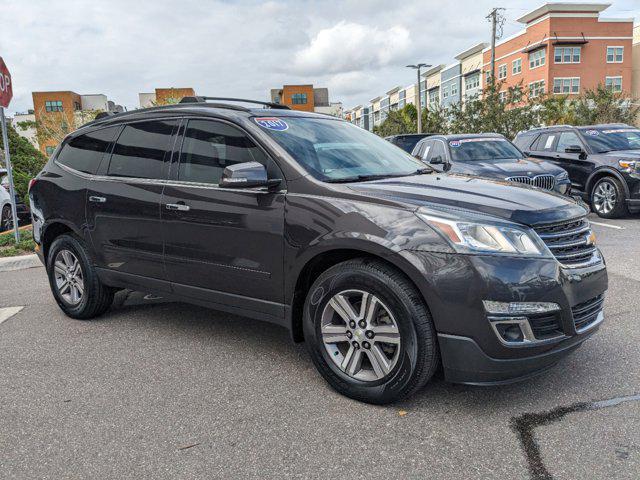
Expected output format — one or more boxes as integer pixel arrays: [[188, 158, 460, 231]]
[[412, 134, 571, 195], [385, 133, 435, 153], [29, 98, 607, 404], [514, 124, 640, 218], [0, 169, 30, 232]]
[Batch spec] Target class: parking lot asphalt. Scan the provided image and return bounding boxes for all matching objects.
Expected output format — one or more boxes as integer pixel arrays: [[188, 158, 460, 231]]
[[0, 212, 639, 480]]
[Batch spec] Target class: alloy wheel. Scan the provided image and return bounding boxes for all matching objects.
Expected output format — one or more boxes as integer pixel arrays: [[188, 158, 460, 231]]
[[321, 289, 401, 382], [53, 249, 85, 305], [593, 181, 617, 215], [1, 206, 12, 231]]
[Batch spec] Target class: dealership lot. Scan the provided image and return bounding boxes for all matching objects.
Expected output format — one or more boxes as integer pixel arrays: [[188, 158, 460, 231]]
[[0, 213, 638, 479]]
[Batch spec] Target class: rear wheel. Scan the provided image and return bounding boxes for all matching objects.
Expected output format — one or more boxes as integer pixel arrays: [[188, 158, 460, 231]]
[[303, 258, 439, 404], [46, 234, 114, 319], [1, 205, 12, 232], [591, 177, 627, 218]]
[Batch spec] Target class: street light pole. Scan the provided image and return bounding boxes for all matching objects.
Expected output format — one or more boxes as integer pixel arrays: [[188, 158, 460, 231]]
[[406, 63, 431, 134]]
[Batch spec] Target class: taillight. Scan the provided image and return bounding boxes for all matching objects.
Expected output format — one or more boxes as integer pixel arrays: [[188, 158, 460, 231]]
[[28, 178, 37, 192]]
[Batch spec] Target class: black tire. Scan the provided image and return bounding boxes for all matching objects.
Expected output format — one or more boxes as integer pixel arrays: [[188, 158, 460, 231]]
[[1, 204, 12, 232], [303, 258, 439, 404], [46, 234, 114, 319], [590, 176, 628, 219]]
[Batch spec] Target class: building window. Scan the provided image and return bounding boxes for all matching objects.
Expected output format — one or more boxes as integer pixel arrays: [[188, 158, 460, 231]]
[[428, 88, 439, 105], [554, 47, 581, 64], [442, 85, 449, 99], [606, 47, 623, 63], [497, 64, 507, 80], [45, 100, 63, 112], [45, 146, 55, 155], [553, 77, 580, 94], [529, 48, 546, 69], [273, 95, 280, 104], [605, 76, 622, 92], [291, 93, 307, 105], [512, 58, 522, 75], [498, 91, 507, 103], [450, 82, 458, 97], [529, 80, 545, 98], [465, 73, 480, 91], [74, 101, 81, 111]]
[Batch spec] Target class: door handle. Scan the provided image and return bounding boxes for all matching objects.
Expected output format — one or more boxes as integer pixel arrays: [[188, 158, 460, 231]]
[[165, 203, 190, 211], [89, 196, 107, 203]]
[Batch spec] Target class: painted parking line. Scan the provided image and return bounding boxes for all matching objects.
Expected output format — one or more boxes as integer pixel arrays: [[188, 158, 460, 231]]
[[0, 307, 24, 326], [590, 221, 625, 230]]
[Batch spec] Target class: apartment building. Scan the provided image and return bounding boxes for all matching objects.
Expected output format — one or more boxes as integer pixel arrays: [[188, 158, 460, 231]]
[[138, 87, 196, 108], [32, 91, 123, 155], [10, 111, 38, 149], [482, 3, 634, 99], [345, 2, 638, 129]]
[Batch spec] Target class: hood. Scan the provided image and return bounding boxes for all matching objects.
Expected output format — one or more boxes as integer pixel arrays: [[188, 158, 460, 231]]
[[348, 173, 586, 226], [602, 149, 640, 160], [450, 157, 564, 177]]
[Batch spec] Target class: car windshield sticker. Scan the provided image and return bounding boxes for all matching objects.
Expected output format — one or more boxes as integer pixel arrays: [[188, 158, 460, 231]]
[[450, 138, 505, 148], [602, 129, 640, 134], [449, 140, 461, 147], [586, 130, 599, 136], [254, 117, 288, 131], [545, 135, 556, 148]]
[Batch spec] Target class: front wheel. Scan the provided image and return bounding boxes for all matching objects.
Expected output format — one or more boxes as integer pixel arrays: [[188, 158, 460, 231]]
[[591, 177, 628, 218], [1, 205, 13, 232], [303, 258, 439, 404]]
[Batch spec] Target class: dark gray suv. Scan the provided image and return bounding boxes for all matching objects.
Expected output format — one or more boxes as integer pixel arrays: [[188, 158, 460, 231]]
[[29, 97, 608, 404]]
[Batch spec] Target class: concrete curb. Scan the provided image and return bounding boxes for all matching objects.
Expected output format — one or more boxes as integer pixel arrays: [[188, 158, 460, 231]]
[[0, 254, 42, 272]]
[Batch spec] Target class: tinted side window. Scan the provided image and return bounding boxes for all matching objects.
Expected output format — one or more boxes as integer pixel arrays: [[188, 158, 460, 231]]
[[178, 119, 269, 185], [107, 120, 176, 179], [555, 131, 581, 152], [514, 132, 537, 151], [428, 141, 446, 161], [534, 133, 557, 152], [57, 126, 119, 174]]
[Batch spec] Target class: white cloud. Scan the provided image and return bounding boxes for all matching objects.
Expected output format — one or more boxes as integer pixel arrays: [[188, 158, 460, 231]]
[[292, 21, 411, 75]]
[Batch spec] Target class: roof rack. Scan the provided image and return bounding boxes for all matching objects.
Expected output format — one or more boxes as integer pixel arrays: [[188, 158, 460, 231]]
[[179, 96, 290, 110], [95, 111, 116, 120]]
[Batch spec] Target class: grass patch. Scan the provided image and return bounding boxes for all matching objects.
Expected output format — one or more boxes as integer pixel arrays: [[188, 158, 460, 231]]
[[0, 227, 35, 257]]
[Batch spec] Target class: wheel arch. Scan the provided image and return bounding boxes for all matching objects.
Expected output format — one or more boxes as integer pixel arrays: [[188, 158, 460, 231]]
[[585, 168, 630, 198], [287, 239, 434, 343], [41, 220, 84, 262]]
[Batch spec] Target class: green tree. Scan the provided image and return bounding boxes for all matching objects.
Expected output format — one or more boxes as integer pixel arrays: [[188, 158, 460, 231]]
[[372, 104, 417, 136], [0, 123, 48, 203], [572, 83, 640, 125]]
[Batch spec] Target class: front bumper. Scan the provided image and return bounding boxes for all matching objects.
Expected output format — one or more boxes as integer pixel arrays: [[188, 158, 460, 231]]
[[402, 250, 608, 384]]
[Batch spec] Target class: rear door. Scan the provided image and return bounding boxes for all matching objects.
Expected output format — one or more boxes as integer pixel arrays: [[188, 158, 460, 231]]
[[553, 130, 592, 193], [161, 118, 285, 318], [86, 118, 178, 286], [529, 132, 558, 163]]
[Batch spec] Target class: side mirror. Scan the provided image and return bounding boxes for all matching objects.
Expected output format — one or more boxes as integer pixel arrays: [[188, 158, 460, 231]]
[[219, 162, 281, 189], [430, 155, 444, 165], [565, 145, 583, 154]]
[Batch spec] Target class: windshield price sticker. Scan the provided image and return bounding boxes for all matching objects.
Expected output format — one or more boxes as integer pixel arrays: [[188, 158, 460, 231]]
[[586, 130, 600, 136], [254, 117, 288, 131], [602, 129, 639, 134], [450, 138, 505, 147]]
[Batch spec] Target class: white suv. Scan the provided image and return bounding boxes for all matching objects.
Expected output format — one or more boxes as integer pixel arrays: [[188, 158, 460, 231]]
[[1, 169, 29, 232]]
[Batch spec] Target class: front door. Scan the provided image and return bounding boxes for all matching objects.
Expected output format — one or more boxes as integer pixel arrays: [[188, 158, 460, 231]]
[[87, 118, 178, 285], [553, 130, 592, 193], [161, 118, 285, 318]]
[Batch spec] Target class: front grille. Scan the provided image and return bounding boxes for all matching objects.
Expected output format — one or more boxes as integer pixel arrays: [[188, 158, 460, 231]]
[[534, 217, 598, 267], [529, 313, 563, 339], [572, 294, 604, 331], [507, 174, 556, 191]]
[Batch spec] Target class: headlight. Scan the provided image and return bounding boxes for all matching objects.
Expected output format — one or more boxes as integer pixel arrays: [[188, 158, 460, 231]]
[[618, 160, 638, 173], [555, 171, 569, 181], [417, 213, 547, 256]]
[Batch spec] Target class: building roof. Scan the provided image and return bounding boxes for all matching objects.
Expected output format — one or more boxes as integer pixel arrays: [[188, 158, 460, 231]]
[[517, 2, 610, 25], [455, 42, 489, 60], [386, 86, 402, 95], [422, 64, 445, 78]]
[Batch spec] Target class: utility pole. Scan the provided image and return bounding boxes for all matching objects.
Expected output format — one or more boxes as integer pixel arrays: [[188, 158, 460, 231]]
[[406, 63, 431, 133], [486, 8, 505, 85]]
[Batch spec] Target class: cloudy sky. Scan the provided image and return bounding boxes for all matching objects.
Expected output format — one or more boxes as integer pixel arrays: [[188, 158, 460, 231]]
[[1, 0, 639, 114]]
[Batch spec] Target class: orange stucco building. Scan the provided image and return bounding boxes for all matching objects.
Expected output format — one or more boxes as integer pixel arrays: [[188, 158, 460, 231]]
[[482, 3, 633, 99], [32, 91, 82, 155]]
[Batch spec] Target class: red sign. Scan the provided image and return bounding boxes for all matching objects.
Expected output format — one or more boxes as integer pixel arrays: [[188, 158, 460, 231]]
[[0, 57, 12, 108]]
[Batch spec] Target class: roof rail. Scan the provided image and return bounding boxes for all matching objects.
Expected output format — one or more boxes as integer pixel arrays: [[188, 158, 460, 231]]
[[179, 96, 290, 110], [94, 111, 116, 120]]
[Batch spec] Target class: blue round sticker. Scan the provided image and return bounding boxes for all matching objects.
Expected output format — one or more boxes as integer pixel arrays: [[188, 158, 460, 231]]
[[255, 117, 288, 131], [449, 140, 461, 147]]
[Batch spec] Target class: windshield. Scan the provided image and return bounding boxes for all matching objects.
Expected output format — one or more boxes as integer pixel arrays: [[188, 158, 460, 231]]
[[448, 138, 524, 161], [581, 128, 640, 153], [255, 116, 426, 182]]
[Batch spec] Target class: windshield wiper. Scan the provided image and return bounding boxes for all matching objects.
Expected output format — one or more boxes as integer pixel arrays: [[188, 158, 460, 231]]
[[325, 168, 432, 184]]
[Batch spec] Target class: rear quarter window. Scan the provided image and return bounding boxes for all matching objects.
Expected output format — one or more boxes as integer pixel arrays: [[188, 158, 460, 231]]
[[513, 132, 538, 151], [56, 126, 120, 174]]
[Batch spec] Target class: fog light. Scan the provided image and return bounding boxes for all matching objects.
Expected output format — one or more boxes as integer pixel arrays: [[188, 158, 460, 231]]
[[495, 323, 524, 342], [489, 317, 535, 345], [483, 301, 560, 315]]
